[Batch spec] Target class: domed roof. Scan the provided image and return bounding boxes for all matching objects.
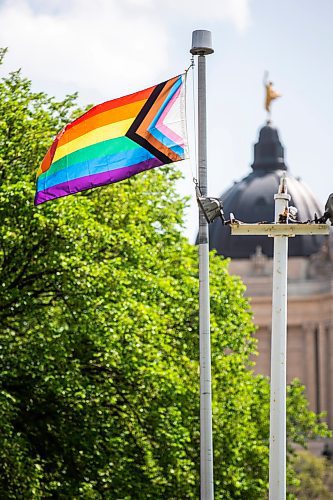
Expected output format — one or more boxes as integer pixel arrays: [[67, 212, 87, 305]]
[[209, 122, 324, 259]]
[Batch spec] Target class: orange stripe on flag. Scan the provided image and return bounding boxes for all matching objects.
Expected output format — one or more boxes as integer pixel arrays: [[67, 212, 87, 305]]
[[67, 86, 155, 130], [57, 99, 147, 148]]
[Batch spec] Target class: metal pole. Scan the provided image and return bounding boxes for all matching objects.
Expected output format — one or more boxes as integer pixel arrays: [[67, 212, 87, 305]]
[[198, 53, 214, 500], [229, 180, 329, 499], [269, 176, 290, 500], [190, 30, 214, 500]]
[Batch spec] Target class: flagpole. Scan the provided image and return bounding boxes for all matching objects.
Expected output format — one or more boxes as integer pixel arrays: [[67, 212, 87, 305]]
[[190, 30, 214, 500]]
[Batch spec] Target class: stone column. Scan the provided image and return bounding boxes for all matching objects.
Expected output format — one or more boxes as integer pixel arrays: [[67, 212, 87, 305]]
[[318, 323, 328, 418], [303, 324, 316, 413], [325, 323, 333, 428]]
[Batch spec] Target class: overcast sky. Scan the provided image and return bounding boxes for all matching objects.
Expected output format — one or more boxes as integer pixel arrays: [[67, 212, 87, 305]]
[[1, 0, 333, 241]]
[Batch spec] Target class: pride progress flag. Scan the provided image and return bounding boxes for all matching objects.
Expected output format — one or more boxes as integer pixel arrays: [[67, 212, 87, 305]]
[[35, 74, 187, 205]]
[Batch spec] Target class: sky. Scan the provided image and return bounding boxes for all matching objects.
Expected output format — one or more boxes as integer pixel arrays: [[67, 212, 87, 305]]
[[1, 0, 333, 241]]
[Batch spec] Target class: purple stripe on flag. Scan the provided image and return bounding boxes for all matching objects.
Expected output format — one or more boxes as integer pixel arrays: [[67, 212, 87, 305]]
[[34, 157, 164, 205]]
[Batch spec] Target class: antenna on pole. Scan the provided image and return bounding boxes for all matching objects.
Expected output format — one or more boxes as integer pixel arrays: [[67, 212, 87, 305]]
[[190, 29, 214, 500]]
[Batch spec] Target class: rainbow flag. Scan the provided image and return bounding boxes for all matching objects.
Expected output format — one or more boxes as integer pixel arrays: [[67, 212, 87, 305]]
[[35, 75, 187, 205]]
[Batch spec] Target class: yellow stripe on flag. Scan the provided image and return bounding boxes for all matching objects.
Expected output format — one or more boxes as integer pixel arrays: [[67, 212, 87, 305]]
[[52, 117, 136, 163]]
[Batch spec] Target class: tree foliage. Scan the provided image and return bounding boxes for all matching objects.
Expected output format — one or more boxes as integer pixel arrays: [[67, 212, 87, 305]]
[[0, 49, 330, 498], [289, 450, 333, 499]]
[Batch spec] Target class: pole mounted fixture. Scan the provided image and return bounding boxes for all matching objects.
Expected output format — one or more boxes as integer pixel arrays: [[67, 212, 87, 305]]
[[191, 29, 214, 500], [197, 196, 225, 224], [196, 186, 225, 224], [317, 193, 333, 224], [190, 30, 214, 56]]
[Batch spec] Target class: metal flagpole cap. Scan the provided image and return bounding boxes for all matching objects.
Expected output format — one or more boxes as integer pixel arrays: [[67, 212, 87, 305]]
[[190, 30, 214, 55]]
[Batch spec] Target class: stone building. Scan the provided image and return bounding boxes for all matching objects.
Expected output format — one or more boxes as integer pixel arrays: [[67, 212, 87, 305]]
[[209, 121, 333, 431]]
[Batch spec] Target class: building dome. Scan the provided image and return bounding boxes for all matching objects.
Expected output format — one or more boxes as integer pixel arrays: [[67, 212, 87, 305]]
[[209, 122, 324, 259]]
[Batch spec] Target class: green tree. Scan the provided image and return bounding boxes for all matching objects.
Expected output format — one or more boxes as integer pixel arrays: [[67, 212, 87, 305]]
[[289, 450, 333, 499], [0, 49, 329, 498]]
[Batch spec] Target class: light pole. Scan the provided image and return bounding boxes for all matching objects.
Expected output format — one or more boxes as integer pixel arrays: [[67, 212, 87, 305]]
[[230, 175, 329, 499], [190, 29, 214, 500]]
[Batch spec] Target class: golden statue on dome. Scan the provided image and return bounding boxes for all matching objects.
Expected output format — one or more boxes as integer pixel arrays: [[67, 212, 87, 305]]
[[264, 71, 281, 119]]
